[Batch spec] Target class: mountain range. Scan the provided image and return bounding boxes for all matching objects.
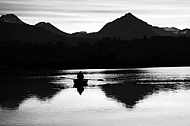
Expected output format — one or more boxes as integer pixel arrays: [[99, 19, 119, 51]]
[[0, 13, 190, 44]]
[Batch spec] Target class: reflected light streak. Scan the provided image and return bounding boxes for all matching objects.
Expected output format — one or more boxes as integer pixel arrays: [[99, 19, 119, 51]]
[[137, 67, 190, 83]]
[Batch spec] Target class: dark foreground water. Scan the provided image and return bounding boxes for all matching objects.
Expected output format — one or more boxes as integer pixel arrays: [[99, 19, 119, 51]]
[[1, 67, 190, 126]]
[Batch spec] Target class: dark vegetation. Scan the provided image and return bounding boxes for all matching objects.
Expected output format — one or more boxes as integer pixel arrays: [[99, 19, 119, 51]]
[[1, 36, 190, 69]]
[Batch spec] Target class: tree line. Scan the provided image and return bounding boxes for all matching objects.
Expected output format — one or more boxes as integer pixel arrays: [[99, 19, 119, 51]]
[[1, 36, 190, 68]]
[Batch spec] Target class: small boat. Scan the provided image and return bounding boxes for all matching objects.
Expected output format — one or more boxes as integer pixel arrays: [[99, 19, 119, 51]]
[[73, 79, 88, 88]]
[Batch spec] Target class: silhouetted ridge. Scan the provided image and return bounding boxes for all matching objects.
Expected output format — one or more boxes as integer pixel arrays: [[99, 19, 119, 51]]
[[72, 31, 88, 36], [183, 29, 190, 36], [0, 14, 25, 24], [0, 22, 67, 43], [95, 12, 156, 40], [0, 18, 94, 45], [124, 12, 138, 19], [35, 22, 70, 36]]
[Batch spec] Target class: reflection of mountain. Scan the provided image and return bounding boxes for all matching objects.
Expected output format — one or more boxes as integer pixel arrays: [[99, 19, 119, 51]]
[[101, 83, 183, 108], [101, 84, 155, 108], [0, 77, 63, 110]]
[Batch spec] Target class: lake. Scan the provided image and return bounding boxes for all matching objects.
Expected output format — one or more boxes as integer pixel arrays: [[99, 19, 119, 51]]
[[1, 67, 190, 126]]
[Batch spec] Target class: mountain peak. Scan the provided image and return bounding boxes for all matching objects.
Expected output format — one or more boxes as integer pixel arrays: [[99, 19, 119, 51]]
[[122, 12, 139, 21], [112, 12, 141, 24], [35, 21, 69, 36], [36, 22, 51, 25], [96, 12, 156, 40], [124, 12, 134, 17], [35, 22, 54, 30], [0, 14, 25, 24], [35, 22, 59, 32]]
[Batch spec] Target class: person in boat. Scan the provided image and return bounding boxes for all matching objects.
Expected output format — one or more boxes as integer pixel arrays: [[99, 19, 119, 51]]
[[77, 71, 84, 80], [74, 71, 88, 89]]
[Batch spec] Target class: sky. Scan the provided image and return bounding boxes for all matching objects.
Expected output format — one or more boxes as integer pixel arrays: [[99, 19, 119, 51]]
[[0, 0, 190, 33]]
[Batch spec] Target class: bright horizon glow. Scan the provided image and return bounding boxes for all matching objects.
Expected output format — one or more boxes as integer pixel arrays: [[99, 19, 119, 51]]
[[0, 0, 190, 33]]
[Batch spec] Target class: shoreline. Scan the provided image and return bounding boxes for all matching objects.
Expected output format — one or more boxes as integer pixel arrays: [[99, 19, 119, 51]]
[[1, 59, 190, 70]]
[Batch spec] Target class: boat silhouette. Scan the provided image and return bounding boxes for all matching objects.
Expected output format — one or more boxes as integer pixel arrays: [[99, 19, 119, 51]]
[[73, 79, 88, 95], [73, 79, 88, 88]]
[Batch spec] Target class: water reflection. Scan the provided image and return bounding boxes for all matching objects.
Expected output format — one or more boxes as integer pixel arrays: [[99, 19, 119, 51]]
[[101, 83, 154, 108], [1, 67, 190, 111], [0, 76, 63, 110], [101, 82, 190, 109], [55, 67, 190, 108], [100, 67, 190, 108], [77, 87, 84, 95]]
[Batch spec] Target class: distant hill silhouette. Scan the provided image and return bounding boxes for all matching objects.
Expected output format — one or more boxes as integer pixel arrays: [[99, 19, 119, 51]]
[[72, 31, 88, 36], [184, 29, 190, 37], [91, 13, 156, 40], [152, 26, 175, 36], [152, 27, 190, 37], [0, 22, 67, 43], [177, 29, 190, 37], [35, 22, 70, 36], [1, 13, 190, 43], [164, 27, 181, 34], [0, 14, 68, 43], [0, 14, 95, 45], [163, 27, 190, 37], [90, 13, 190, 40], [0, 14, 26, 24]]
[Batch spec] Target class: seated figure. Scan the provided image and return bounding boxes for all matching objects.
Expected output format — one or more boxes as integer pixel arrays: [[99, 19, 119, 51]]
[[77, 71, 84, 80]]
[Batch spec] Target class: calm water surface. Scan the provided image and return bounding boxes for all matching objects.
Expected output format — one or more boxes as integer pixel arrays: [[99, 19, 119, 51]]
[[1, 67, 190, 126]]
